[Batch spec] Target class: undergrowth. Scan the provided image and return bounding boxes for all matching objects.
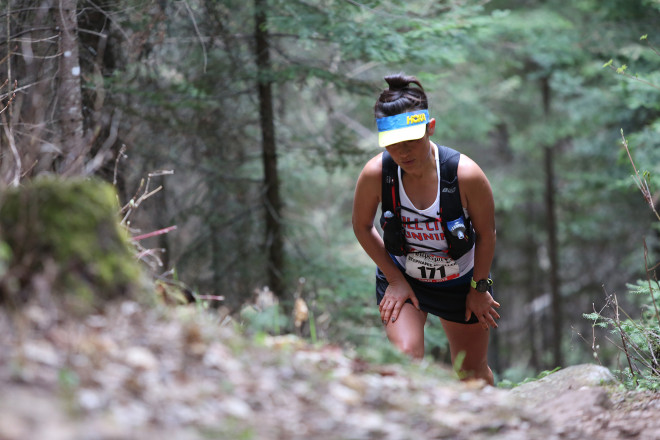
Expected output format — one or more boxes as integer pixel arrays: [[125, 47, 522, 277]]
[[583, 131, 660, 391], [496, 367, 562, 389]]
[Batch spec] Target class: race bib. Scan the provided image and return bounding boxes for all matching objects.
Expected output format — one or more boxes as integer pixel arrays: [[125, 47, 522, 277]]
[[405, 252, 460, 283]]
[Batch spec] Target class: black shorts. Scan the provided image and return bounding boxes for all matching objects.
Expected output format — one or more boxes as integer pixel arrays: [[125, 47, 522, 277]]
[[376, 268, 489, 324]]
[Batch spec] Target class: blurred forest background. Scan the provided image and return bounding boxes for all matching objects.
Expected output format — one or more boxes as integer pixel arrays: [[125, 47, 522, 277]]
[[0, 0, 659, 384]]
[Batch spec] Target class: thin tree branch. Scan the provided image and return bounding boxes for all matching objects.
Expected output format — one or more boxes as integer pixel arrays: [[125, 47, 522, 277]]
[[183, 0, 207, 72], [113, 144, 127, 186], [132, 225, 178, 242], [612, 293, 638, 387], [1, 110, 21, 186], [621, 130, 660, 221]]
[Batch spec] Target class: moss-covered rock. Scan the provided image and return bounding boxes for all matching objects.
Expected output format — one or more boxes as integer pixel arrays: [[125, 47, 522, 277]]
[[0, 176, 146, 310]]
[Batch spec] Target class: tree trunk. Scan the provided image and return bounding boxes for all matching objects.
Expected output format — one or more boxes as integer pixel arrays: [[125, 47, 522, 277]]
[[541, 76, 563, 368], [55, 0, 85, 175], [544, 145, 562, 367], [525, 190, 540, 371], [254, 0, 285, 298]]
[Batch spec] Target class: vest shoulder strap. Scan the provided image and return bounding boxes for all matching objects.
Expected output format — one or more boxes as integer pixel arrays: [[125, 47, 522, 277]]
[[438, 145, 475, 259], [437, 145, 462, 220], [381, 150, 399, 217]]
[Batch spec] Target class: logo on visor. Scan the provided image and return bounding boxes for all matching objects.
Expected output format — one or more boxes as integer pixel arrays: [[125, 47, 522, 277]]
[[376, 110, 430, 133], [407, 113, 427, 125]]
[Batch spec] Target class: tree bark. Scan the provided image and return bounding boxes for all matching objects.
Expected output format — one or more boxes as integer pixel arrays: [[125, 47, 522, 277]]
[[254, 0, 285, 298], [541, 76, 563, 368], [524, 190, 540, 371], [55, 0, 85, 175], [544, 145, 562, 367]]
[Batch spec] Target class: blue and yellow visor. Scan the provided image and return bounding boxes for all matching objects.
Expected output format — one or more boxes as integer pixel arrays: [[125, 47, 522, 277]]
[[376, 110, 429, 148]]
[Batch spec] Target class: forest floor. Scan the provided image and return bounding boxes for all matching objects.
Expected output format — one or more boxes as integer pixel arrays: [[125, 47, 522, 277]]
[[1, 299, 659, 440]]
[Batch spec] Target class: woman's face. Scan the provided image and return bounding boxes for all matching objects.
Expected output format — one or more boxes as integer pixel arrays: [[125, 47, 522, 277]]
[[385, 120, 436, 173]]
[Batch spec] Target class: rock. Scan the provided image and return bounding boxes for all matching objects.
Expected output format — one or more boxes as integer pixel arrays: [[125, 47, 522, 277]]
[[510, 364, 617, 406], [0, 177, 147, 311], [509, 364, 618, 437], [124, 346, 158, 371], [22, 340, 60, 367]]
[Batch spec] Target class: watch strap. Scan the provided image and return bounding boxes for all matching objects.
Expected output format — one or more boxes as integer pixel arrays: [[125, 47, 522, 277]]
[[470, 277, 493, 291]]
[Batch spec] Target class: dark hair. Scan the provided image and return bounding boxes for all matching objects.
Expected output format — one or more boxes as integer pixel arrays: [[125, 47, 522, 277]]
[[374, 73, 428, 119]]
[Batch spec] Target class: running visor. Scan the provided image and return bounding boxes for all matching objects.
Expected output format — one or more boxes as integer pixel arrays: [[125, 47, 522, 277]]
[[376, 110, 429, 148]]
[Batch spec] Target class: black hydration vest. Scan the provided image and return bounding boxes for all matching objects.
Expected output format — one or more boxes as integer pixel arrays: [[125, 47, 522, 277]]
[[379, 145, 475, 260]]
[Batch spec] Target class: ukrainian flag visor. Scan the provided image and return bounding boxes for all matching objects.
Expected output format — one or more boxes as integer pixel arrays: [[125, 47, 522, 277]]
[[376, 110, 429, 148]]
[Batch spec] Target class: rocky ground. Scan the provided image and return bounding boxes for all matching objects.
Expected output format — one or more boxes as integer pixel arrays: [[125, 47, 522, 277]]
[[1, 300, 659, 440]]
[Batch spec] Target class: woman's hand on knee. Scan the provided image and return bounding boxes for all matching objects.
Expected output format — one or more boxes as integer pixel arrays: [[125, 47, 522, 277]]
[[379, 279, 420, 325], [465, 291, 500, 330]]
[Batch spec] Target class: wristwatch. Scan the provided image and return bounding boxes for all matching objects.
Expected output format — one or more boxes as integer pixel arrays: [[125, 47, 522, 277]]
[[470, 277, 493, 293]]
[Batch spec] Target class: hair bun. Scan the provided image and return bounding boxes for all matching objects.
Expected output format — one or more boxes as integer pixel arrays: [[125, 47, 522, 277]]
[[374, 73, 427, 119], [384, 73, 423, 92]]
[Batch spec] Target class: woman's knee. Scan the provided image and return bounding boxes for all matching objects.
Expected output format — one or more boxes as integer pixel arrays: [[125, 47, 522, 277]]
[[387, 326, 425, 359], [385, 304, 427, 359], [392, 337, 425, 359]]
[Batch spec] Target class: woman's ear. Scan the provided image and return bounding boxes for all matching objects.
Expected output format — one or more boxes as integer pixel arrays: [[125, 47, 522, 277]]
[[427, 118, 436, 136]]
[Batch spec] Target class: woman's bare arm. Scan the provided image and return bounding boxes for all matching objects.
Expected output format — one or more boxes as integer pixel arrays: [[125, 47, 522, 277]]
[[458, 154, 500, 328], [352, 153, 420, 323]]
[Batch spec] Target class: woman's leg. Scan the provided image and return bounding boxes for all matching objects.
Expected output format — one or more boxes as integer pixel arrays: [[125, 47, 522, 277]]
[[440, 318, 494, 385], [385, 303, 428, 359]]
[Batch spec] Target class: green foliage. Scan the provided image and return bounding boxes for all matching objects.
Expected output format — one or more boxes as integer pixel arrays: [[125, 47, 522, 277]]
[[353, 336, 411, 365], [583, 290, 660, 390], [0, 241, 11, 279], [239, 304, 288, 335], [423, 320, 449, 359], [582, 135, 660, 390], [58, 366, 81, 414], [268, 0, 492, 68], [308, 308, 318, 343], [56, 0, 660, 381], [497, 366, 562, 389]]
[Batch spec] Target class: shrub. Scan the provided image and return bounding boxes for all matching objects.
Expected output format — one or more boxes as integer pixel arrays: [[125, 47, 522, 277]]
[[583, 133, 660, 390]]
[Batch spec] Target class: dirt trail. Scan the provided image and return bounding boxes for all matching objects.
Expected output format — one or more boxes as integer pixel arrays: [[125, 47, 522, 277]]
[[1, 301, 658, 440]]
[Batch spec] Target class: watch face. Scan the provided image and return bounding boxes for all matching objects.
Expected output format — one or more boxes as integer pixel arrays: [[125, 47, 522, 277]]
[[476, 280, 490, 292]]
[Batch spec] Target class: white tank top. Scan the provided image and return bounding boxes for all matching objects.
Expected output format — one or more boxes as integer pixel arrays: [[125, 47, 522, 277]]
[[392, 143, 474, 282]]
